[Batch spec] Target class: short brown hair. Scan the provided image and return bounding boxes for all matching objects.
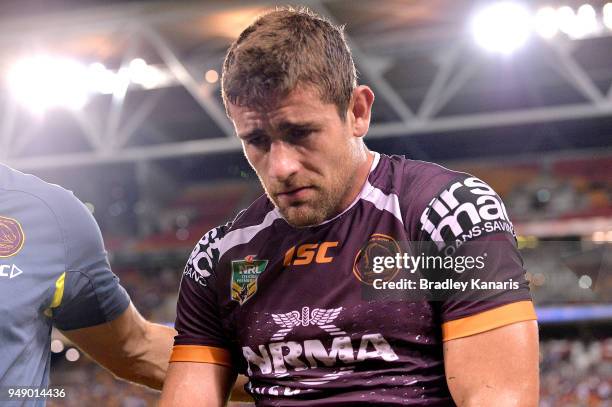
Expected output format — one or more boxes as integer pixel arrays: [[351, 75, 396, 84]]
[[221, 7, 357, 119]]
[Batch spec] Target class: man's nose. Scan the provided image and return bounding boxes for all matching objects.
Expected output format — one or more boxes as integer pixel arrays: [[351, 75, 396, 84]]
[[267, 141, 300, 181]]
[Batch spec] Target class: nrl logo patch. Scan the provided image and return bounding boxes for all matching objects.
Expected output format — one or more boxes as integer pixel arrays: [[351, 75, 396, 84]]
[[231, 255, 268, 305]]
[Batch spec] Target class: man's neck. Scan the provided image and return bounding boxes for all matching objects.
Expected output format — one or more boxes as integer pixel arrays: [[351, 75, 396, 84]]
[[336, 149, 375, 213]]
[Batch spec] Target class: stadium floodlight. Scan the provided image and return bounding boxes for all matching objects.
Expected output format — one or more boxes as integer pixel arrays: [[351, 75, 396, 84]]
[[50, 339, 64, 353], [604, 3, 612, 30], [534, 7, 559, 38], [88, 58, 169, 94], [88, 62, 119, 95], [556, 5, 599, 39], [128, 58, 148, 77], [471, 2, 532, 54], [5, 54, 172, 115], [557, 6, 578, 36], [573, 4, 599, 38], [127, 58, 169, 90], [65, 348, 80, 362], [7, 55, 90, 113], [205, 69, 219, 84], [578, 275, 592, 289]]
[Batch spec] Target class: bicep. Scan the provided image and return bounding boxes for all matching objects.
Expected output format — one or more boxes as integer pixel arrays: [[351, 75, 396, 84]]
[[444, 320, 539, 407], [160, 362, 236, 407], [60, 302, 145, 368]]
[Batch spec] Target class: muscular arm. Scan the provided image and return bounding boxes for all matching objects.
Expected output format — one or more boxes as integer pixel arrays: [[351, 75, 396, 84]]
[[444, 320, 539, 407], [61, 302, 176, 390], [160, 362, 236, 406]]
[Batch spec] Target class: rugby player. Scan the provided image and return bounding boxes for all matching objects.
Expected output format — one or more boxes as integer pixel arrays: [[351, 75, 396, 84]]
[[0, 162, 176, 404], [161, 8, 539, 406]]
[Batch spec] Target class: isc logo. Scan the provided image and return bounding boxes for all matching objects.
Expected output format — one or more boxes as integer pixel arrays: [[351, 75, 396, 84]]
[[283, 242, 338, 266]]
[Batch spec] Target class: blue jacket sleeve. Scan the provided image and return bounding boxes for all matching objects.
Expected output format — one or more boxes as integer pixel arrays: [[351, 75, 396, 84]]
[[51, 191, 130, 330]]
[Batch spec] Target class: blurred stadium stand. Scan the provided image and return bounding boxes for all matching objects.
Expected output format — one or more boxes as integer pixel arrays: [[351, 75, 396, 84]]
[[0, 0, 610, 405]]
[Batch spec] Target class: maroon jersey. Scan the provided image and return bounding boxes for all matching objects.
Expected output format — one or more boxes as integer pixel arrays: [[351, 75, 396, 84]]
[[171, 153, 536, 406]]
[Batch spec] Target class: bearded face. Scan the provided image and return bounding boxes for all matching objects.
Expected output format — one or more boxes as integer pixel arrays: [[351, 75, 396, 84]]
[[229, 86, 366, 227]]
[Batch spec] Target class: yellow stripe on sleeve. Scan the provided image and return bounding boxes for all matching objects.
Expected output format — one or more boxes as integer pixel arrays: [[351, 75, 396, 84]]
[[49, 272, 66, 308], [442, 300, 537, 342], [44, 272, 66, 317]]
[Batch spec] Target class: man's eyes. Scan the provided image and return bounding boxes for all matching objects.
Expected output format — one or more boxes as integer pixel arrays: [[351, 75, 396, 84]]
[[246, 136, 267, 146], [244, 128, 315, 148], [290, 129, 312, 139]]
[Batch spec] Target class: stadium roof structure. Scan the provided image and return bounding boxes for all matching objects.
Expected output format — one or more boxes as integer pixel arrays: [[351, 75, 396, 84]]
[[1, 0, 612, 171]]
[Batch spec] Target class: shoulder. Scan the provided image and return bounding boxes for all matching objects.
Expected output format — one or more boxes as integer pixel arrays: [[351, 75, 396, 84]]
[[370, 155, 509, 240], [184, 194, 276, 286], [185, 222, 231, 283], [1, 165, 79, 213], [369, 154, 463, 198], [370, 154, 470, 213], [192, 192, 275, 254], [183, 192, 281, 288], [36, 181, 102, 260], [412, 170, 515, 253], [0, 165, 96, 241]]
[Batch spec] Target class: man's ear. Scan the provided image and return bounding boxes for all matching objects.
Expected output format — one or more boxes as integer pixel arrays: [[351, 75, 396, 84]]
[[349, 85, 375, 138]]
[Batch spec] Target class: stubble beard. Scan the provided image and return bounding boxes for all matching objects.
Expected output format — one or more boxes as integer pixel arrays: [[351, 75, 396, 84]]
[[262, 163, 358, 228]]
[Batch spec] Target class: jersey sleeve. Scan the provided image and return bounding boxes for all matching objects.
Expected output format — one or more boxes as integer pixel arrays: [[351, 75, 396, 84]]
[[417, 174, 537, 341], [171, 225, 233, 367], [50, 190, 130, 330]]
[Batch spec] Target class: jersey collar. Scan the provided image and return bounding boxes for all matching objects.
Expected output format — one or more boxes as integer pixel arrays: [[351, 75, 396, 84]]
[[275, 151, 381, 228]]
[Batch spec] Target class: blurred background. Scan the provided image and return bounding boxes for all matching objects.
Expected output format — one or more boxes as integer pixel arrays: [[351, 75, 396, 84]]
[[0, 0, 610, 405]]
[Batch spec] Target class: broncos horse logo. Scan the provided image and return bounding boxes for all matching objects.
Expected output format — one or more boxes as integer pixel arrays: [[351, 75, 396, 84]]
[[0, 217, 24, 257], [270, 306, 346, 341]]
